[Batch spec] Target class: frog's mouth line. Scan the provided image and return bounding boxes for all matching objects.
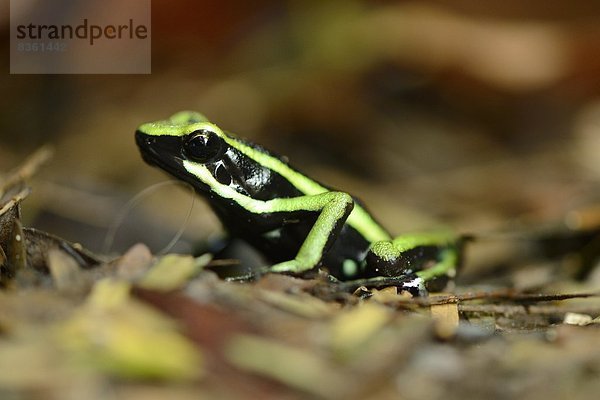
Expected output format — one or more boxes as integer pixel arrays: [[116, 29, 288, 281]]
[[135, 131, 183, 169]]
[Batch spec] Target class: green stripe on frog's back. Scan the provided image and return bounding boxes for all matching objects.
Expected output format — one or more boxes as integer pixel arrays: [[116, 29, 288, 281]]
[[137, 111, 212, 136], [222, 134, 392, 243]]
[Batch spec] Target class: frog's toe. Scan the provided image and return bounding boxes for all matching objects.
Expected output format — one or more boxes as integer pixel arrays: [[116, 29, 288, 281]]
[[269, 260, 302, 274]]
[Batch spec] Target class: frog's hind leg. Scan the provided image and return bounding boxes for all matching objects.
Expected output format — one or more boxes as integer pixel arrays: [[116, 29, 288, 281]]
[[363, 232, 463, 293]]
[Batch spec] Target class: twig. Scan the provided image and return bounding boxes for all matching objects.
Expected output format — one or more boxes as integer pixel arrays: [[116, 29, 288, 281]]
[[1, 146, 54, 192], [459, 303, 600, 317], [385, 289, 600, 308]]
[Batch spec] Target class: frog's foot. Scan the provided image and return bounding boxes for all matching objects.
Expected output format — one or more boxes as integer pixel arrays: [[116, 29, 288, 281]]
[[225, 260, 317, 282], [224, 265, 286, 282], [365, 234, 460, 289], [269, 260, 302, 274]]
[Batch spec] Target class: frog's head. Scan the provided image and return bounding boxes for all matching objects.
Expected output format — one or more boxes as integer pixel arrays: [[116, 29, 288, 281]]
[[136, 111, 277, 199]]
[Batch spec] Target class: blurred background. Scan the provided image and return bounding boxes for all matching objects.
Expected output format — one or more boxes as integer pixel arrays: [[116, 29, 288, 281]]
[[4, 3, 600, 398], [2, 0, 600, 277]]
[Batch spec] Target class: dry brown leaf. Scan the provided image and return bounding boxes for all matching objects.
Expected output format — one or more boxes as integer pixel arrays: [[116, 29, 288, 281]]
[[431, 301, 460, 339], [47, 248, 86, 291]]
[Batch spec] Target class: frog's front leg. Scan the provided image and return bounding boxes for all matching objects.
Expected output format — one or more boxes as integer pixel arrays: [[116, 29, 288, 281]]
[[366, 231, 461, 290], [264, 191, 354, 275]]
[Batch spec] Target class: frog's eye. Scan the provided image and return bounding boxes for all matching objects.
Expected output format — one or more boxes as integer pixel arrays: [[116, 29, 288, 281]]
[[183, 129, 224, 163]]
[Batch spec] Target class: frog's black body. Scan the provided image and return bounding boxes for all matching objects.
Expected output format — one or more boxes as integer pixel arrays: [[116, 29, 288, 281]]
[[136, 131, 375, 278], [136, 112, 461, 292]]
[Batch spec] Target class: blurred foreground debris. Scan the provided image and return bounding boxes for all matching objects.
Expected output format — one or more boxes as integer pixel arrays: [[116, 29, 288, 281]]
[[0, 147, 100, 288], [1, 149, 600, 399]]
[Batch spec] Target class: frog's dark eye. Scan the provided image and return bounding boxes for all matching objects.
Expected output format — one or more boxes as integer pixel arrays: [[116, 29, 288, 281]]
[[182, 129, 224, 163]]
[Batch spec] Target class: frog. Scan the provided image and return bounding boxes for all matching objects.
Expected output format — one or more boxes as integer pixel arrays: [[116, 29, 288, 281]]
[[135, 111, 462, 294]]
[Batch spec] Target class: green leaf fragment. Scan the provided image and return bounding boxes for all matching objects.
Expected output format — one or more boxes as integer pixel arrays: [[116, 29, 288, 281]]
[[140, 253, 211, 291], [58, 278, 203, 381]]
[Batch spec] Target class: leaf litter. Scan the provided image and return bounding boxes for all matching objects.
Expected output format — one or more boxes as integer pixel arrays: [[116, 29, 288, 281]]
[[1, 150, 600, 399]]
